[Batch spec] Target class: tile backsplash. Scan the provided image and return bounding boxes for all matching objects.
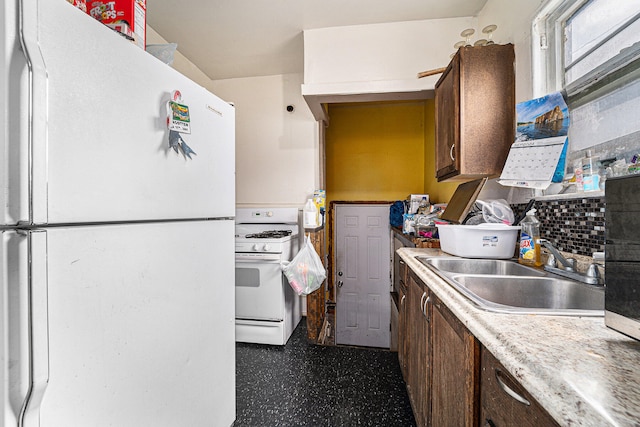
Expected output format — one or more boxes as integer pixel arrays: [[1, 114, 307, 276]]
[[513, 196, 605, 257]]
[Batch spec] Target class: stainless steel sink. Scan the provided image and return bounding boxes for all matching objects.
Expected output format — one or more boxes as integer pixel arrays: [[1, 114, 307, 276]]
[[417, 256, 604, 316], [421, 257, 546, 277]]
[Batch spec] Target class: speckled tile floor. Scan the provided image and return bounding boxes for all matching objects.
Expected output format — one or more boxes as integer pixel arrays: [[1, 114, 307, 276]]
[[234, 320, 416, 427]]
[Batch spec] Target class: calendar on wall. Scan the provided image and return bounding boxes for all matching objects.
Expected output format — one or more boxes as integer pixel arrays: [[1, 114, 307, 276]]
[[499, 92, 569, 190], [499, 136, 567, 189]]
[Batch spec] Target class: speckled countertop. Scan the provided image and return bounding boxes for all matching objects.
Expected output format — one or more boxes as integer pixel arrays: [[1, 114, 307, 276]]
[[398, 247, 640, 427]]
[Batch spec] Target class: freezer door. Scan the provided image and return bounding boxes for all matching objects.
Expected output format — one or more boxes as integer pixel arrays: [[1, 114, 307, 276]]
[[16, 221, 236, 427], [0, 0, 30, 227], [11, 1, 235, 225]]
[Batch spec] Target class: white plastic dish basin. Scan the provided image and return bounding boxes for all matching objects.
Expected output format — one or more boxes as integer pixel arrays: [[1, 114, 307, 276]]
[[436, 224, 520, 259]]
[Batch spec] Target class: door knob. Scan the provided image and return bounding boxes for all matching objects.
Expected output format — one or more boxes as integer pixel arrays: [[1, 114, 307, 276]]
[[337, 280, 343, 288], [338, 271, 343, 276]]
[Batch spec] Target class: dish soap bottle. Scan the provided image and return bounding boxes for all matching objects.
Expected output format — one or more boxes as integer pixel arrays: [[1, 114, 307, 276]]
[[519, 208, 542, 267], [303, 199, 318, 228]]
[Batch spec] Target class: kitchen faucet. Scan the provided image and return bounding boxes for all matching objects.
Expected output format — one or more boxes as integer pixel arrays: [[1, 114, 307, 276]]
[[538, 239, 603, 285]]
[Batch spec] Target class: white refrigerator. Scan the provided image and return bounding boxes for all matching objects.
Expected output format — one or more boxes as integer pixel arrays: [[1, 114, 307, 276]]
[[1, 1, 236, 426]]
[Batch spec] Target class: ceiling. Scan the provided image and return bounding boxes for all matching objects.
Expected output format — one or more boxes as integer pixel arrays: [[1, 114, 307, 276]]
[[146, 0, 488, 81]]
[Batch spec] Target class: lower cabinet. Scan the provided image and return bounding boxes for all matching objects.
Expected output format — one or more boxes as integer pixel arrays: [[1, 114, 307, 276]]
[[399, 266, 557, 426], [407, 274, 430, 427], [431, 293, 479, 427], [402, 271, 477, 427], [398, 280, 408, 379], [397, 256, 409, 378], [480, 347, 559, 427]]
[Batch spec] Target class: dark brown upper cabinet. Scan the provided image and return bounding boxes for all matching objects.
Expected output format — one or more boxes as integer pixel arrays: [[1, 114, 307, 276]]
[[435, 44, 516, 182]]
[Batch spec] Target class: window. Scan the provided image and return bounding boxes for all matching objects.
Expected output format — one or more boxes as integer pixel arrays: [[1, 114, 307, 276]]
[[533, 0, 640, 153], [564, 0, 640, 87]]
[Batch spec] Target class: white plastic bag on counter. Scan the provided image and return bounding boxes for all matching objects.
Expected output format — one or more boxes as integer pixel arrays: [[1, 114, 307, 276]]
[[281, 236, 326, 296]]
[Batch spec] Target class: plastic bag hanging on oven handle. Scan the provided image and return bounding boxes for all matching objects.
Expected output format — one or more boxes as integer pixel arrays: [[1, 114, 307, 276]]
[[281, 235, 326, 296]]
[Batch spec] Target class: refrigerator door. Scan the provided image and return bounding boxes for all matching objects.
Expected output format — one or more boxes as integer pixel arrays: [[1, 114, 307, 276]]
[[5, 221, 236, 427], [6, 0, 235, 226]]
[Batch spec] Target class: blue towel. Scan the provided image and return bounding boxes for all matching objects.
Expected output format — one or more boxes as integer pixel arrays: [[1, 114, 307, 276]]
[[390, 201, 405, 227]]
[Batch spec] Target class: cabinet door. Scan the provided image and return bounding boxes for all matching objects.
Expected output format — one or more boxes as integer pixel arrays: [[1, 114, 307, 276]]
[[434, 44, 515, 182], [480, 347, 559, 427], [408, 275, 431, 427], [394, 251, 408, 292], [431, 294, 479, 427], [435, 57, 460, 180], [399, 257, 407, 284], [398, 282, 408, 379]]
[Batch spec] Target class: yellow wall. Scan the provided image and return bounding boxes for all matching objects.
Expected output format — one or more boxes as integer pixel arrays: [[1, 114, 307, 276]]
[[325, 100, 460, 206], [423, 99, 459, 203], [326, 101, 425, 203]]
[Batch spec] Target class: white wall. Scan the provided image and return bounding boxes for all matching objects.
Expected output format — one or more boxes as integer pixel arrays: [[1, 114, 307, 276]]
[[301, 3, 545, 104], [209, 74, 319, 208], [303, 17, 476, 88], [476, 0, 546, 103]]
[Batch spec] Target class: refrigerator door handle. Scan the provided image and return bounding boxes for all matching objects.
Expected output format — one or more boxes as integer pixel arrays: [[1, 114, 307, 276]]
[[18, 0, 49, 225], [19, 230, 50, 427]]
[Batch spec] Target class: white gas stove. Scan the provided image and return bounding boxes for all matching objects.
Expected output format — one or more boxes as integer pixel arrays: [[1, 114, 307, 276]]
[[234, 208, 302, 345], [235, 229, 295, 254]]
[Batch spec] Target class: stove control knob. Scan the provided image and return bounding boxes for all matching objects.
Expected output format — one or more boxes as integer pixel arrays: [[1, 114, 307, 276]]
[[264, 244, 271, 251], [252, 244, 260, 251]]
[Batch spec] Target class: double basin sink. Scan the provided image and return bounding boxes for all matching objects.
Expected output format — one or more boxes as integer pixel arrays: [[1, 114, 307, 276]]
[[417, 256, 604, 316]]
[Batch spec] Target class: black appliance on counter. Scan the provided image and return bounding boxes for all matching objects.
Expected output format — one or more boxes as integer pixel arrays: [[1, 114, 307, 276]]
[[605, 174, 640, 340]]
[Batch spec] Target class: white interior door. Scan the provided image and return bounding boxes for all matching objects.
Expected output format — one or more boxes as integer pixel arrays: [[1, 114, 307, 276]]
[[335, 204, 391, 348]]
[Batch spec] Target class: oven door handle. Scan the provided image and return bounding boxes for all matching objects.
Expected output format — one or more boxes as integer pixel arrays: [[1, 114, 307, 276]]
[[235, 255, 282, 263]]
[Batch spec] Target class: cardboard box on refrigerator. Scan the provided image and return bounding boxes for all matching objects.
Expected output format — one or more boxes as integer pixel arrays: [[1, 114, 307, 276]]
[[66, 0, 88, 12], [88, 0, 146, 49]]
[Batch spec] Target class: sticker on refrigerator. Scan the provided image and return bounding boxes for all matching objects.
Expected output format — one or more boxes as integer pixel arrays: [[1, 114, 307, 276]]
[[166, 90, 197, 159], [168, 100, 191, 133]]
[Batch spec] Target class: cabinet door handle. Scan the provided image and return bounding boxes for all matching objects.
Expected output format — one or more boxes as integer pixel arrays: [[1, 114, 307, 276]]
[[423, 296, 430, 321], [495, 369, 531, 406], [449, 143, 456, 161], [484, 419, 497, 427], [420, 292, 427, 312], [400, 295, 406, 306]]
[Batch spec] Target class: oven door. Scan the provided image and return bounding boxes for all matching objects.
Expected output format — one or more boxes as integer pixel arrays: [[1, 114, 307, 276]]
[[235, 253, 286, 321]]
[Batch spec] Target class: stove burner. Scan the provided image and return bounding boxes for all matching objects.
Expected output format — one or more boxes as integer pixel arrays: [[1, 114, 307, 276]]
[[245, 230, 293, 239]]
